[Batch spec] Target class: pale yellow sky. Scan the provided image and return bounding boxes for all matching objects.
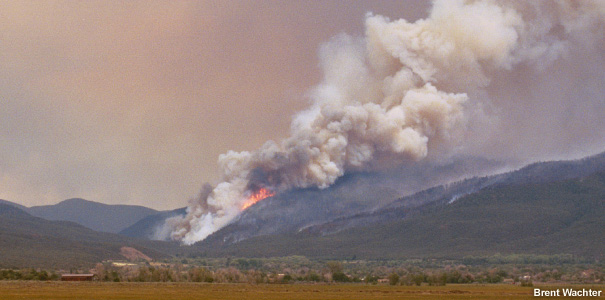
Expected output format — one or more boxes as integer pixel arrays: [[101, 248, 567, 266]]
[[0, 1, 430, 209]]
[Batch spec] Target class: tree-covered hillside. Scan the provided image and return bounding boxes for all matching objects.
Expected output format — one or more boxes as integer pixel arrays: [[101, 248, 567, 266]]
[[0, 204, 170, 269], [195, 171, 605, 259]]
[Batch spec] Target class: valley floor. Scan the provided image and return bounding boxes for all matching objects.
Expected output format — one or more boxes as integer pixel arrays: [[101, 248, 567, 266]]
[[0, 281, 602, 300]]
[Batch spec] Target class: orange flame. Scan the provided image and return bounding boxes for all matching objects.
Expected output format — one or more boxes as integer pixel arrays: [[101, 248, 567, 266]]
[[241, 188, 274, 210]]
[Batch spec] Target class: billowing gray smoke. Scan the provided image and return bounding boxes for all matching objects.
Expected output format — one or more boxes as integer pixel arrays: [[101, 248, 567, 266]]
[[168, 0, 605, 245]]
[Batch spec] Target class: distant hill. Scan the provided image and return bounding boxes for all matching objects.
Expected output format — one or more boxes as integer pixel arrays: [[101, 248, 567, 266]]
[[194, 170, 605, 259], [27, 198, 158, 233], [119, 207, 187, 239], [0, 199, 27, 211], [0, 204, 173, 269]]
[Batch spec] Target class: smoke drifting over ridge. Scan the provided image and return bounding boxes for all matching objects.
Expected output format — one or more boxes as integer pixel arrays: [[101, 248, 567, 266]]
[[169, 0, 605, 245]]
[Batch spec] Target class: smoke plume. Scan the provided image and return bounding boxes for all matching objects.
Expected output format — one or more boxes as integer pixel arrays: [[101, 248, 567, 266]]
[[168, 0, 605, 245]]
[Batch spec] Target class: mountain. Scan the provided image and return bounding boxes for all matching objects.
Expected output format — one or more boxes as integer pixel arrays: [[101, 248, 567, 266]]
[[118, 172, 407, 241], [200, 151, 605, 245], [27, 198, 159, 233], [0, 199, 27, 211], [122, 157, 500, 242], [0, 203, 173, 269], [3, 152, 604, 267], [119, 207, 187, 239], [120, 157, 503, 241], [189, 151, 605, 258], [194, 170, 605, 259], [302, 151, 605, 235]]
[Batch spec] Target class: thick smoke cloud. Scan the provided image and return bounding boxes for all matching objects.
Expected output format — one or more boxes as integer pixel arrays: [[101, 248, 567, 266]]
[[168, 0, 605, 244]]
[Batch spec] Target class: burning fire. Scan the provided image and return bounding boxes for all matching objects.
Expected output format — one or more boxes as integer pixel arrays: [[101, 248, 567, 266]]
[[241, 188, 275, 210]]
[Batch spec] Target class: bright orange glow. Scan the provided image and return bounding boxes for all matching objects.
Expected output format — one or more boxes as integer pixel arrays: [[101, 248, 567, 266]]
[[241, 188, 274, 210]]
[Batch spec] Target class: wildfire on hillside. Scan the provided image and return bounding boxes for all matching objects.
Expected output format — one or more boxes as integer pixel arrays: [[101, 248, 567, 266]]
[[241, 188, 274, 210]]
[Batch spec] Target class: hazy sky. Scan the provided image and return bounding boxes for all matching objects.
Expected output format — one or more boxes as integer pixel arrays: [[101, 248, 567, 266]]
[[0, 1, 430, 209]]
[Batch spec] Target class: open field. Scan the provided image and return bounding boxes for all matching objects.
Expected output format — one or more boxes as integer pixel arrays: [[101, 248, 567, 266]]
[[0, 282, 602, 300]]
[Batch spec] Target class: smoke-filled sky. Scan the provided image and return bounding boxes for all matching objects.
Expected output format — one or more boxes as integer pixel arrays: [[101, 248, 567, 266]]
[[167, 0, 605, 244], [0, 1, 430, 209]]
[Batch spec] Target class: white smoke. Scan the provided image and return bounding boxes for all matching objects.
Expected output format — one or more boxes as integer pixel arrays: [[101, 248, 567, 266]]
[[168, 0, 605, 245]]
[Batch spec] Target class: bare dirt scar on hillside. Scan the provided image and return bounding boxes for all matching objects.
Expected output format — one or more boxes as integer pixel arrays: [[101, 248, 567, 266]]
[[120, 246, 152, 261]]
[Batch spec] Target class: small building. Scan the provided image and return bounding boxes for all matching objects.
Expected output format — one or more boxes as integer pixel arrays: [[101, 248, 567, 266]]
[[61, 274, 95, 281]]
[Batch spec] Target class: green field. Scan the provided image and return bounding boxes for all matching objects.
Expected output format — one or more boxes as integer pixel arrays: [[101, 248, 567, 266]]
[[0, 282, 602, 300]]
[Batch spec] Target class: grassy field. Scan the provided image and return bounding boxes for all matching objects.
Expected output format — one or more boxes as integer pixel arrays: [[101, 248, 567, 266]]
[[0, 282, 602, 300]]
